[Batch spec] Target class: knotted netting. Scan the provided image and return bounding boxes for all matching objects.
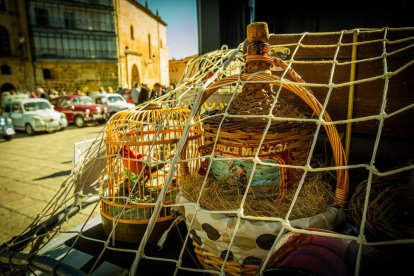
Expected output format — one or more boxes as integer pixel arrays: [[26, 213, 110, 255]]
[[1, 24, 414, 276]]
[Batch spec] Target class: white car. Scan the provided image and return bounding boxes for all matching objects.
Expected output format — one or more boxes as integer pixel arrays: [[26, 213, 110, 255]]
[[89, 92, 135, 118], [2, 98, 68, 135]]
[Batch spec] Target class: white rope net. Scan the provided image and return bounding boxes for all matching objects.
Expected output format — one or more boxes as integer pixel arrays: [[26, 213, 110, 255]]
[[1, 26, 414, 276]]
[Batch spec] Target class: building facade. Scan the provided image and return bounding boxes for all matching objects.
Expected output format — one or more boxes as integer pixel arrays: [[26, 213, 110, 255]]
[[27, 0, 118, 94], [168, 54, 197, 86], [0, 0, 168, 99], [116, 0, 168, 90], [0, 0, 33, 93]]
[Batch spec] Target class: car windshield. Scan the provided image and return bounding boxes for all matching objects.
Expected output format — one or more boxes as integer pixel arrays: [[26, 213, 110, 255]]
[[75, 96, 93, 104], [108, 95, 124, 103], [24, 101, 51, 111]]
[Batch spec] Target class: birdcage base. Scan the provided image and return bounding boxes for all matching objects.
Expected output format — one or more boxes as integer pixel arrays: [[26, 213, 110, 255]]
[[101, 214, 175, 244]]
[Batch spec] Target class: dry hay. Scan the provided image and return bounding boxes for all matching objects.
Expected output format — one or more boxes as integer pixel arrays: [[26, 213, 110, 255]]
[[181, 170, 334, 219]]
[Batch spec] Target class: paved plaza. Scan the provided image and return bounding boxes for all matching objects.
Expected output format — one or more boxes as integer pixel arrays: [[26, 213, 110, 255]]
[[0, 124, 105, 243]]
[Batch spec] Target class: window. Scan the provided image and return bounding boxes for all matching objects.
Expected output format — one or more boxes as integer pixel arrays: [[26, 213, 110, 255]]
[[0, 83, 15, 92], [24, 101, 51, 111], [64, 11, 76, 28], [58, 98, 69, 107], [1, 64, 11, 75], [0, 26, 11, 56], [0, 0, 6, 11], [33, 32, 117, 59], [148, 33, 152, 58], [43, 69, 53, 79], [35, 8, 49, 27], [12, 103, 22, 113], [4, 104, 11, 113], [130, 25, 134, 40], [108, 96, 122, 103]]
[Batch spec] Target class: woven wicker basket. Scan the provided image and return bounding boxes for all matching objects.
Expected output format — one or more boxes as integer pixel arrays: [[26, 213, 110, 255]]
[[195, 66, 348, 205], [194, 22, 348, 203], [179, 22, 349, 275], [202, 111, 315, 196], [192, 241, 259, 276], [350, 172, 414, 242]]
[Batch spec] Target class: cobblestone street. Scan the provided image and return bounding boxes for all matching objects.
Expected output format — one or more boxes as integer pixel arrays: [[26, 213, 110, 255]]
[[0, 124, 105, 244]]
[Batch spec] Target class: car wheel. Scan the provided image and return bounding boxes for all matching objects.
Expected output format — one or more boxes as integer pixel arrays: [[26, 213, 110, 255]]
[[74, 116, 85, 128], [4, 135, 13, 141], [25, 124, 35, 136]]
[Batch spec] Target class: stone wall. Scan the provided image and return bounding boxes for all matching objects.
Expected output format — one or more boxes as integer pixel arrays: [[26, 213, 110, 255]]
[[34, 61, 118, 94]]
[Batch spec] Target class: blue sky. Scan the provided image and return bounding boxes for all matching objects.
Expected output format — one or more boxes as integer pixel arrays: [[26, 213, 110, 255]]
[[138, 0, 199, 60]]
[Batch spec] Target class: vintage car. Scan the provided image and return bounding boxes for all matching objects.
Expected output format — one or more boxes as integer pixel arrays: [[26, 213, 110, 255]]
[[50, 95, 107, 127], [89, 92, 135, 118], [2, 98, 67, 135]]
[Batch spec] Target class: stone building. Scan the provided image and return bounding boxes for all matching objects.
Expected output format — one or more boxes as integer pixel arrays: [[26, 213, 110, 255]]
[[116, 0, 168, 90], [0, 0, 168, 100], [0, 0, 33, 93], [168, 54, 197, 86]]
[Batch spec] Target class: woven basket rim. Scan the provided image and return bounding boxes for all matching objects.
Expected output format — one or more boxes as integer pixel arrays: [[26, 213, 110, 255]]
[[193, 71, 349, 205]]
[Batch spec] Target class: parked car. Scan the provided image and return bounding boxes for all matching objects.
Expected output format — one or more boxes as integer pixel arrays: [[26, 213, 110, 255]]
[[2, 98, 67, 135], [89, 92, 135, 118], [0, 114, 15, 140], [50, 95, 107, 127]]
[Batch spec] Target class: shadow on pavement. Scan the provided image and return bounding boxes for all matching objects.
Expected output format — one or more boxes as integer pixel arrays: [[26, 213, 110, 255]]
[[33, 170, 71, 181]]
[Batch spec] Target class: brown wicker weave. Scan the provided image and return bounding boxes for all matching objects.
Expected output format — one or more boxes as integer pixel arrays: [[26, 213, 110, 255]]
[[194, 22, 348, 205], [192, 241, 259, 276], [198, 72, 348, 206], [350, 172, 414, 242], [201, 118, 315, 196], [199, 22, 318, 198]]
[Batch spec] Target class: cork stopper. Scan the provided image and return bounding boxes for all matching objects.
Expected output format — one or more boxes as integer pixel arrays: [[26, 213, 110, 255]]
[[246, 22, 269, 43]]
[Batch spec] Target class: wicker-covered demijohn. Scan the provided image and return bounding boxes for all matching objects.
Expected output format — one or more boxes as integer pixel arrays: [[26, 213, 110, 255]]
[[101, 106, 202, 243]]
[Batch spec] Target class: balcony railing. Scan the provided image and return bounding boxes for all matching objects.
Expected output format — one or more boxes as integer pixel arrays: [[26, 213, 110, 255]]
[[35, 48, 117, 60], [32, 0, 114, 8], [31, 16, 115, 32]]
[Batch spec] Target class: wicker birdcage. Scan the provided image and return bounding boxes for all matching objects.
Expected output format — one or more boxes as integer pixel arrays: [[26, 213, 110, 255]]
[[178, 22, 349, 275], [100, 105, 202, 243]]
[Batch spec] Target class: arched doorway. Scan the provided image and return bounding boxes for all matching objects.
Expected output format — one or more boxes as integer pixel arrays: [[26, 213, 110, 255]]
[[131, 64, 140, 87], [1, 83, 15, 92]]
